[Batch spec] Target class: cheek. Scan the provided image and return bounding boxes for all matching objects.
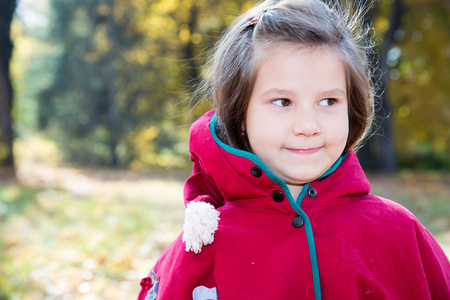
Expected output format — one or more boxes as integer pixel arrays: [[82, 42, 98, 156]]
[[325, 112, 349, 149], [342, 123, 350, 149], [246, 115, 282, 154], [339, 119, 350, 150], [247, 123, 279, 149]]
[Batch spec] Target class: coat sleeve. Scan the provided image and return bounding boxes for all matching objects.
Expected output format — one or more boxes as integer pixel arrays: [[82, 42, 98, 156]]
[[137, 234, 217, 300], [413, 221, 450, 299], [183, 152, 224, 208]]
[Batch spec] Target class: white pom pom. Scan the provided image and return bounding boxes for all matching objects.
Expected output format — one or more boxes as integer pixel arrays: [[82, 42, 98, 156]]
[[182, 202, 220, 254]]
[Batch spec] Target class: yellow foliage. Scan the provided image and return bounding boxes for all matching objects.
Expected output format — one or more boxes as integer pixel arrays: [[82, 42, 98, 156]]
[[124, 49, 150, 65], [11, 22, 34, 62], [399, 61, 412, 76], [396, 105, 410, 119], [93, 24, 109, 54], [434, 137, 447, 153], [14, 137, 63, 166], [144, 15, 177, 39], [152, 0, 180, 15], [0, 142, 10, 161], [98, 4, 110, 16], [191, 33, 202, 45], [375, 16, 389, 33], [417, 70, 431, 85], [131, 126, 160, 157], [242, 1, 256, 12], [179, 24, 191, 43]]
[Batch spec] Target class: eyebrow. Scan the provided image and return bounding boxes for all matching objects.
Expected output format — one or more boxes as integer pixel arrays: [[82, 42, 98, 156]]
[[320, 88, 347, 97], [261, 88, 294, 96], [261, 88, 347, 97]]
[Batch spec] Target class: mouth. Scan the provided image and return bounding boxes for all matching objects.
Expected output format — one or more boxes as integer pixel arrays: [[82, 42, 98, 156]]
[[285, 147, 322, 154]]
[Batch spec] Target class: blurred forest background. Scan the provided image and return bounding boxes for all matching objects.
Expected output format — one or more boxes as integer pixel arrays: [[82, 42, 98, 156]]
[[0, 0, 449, 299]]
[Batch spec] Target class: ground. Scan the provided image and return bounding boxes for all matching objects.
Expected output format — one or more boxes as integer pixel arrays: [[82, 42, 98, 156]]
[[0, 159, 449, 299]]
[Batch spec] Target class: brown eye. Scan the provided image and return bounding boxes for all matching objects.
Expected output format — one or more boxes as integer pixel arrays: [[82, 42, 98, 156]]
[[273, 99, 291, 107], [319, 98, 337, 106]]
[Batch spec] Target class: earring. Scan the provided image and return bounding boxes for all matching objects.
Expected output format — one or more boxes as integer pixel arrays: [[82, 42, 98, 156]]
[[241, 123, 246, 137]]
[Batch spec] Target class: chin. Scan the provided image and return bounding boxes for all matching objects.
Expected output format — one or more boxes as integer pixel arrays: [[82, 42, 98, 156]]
[[285, 178, 312, 186]]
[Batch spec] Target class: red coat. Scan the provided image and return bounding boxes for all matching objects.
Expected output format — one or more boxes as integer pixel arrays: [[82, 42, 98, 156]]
[[138, 111, 450, 300]]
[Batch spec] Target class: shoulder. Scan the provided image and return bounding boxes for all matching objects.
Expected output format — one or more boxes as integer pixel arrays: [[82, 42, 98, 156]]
[[351, 194, 446, 251], [336, 193, 447, 258], [337, 193, 425, 242], [355, 193, 417, 222]]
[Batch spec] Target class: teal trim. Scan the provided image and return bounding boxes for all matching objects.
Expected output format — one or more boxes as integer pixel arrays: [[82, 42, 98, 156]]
[[318, 152, 347, 179], [209, 113, 348, 299], [296, 182, 310, 206], [288, 198, 322, 300], [209, 115, 279, 180], [210, 114, 332, 300], [296, 152, 347, 206]]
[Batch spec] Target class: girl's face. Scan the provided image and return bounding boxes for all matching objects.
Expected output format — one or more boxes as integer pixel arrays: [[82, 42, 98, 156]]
[[245, 45, 349, 197]]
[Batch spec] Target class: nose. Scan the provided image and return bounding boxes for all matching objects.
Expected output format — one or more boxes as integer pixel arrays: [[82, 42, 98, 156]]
[[292, 110, 320, 136]]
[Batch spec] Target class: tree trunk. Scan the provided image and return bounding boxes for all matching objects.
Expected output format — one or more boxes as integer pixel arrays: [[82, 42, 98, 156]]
[[184, 4, 200, 86], [357, 0, 401, 172], [376, 0, 402, 172], [106, 0, 119, 168], [0, 0, 17, 176]]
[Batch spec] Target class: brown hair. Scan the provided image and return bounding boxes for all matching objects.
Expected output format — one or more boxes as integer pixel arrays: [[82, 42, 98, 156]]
[[195, 0, 375, 152]]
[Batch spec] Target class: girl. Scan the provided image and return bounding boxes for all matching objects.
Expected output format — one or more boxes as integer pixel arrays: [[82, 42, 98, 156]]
[[138, 0, 450, 299]]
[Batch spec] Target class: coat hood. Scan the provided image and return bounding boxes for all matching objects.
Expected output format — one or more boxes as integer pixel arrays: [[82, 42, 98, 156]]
[[185, 110, 371, 209]]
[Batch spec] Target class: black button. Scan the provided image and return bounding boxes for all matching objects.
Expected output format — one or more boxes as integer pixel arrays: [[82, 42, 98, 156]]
[[307, 187, 317, 198], [292, 215, 304, 228], [272, 190, 284, 202], [250, 165, 262, 177]]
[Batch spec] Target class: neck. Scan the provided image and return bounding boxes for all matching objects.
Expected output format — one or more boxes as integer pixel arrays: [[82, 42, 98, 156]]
[[287, 184, 304, 200]]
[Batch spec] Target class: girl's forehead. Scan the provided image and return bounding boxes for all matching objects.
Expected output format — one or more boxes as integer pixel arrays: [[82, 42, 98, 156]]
[[253, 41, 337, 63], [252, 42, 345, 73], [250, 43, 350, 98]]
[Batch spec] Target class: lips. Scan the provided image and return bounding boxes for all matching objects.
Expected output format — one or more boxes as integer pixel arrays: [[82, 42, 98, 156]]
[[285, 147, 322, 154]]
